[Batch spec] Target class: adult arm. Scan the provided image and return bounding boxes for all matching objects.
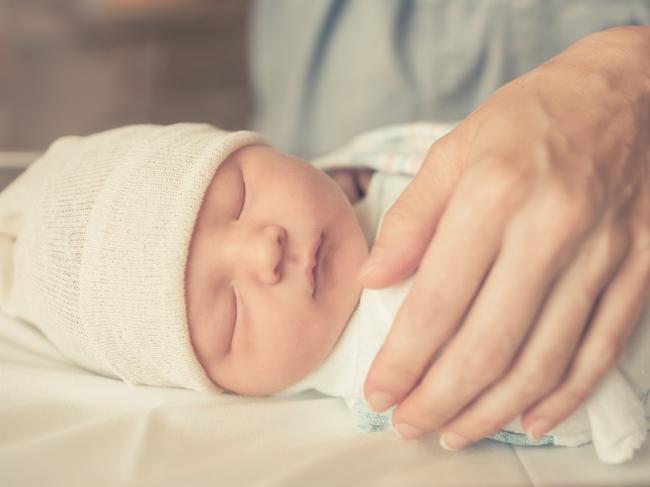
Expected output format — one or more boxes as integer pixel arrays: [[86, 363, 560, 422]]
[[361, 25, 650, 449]]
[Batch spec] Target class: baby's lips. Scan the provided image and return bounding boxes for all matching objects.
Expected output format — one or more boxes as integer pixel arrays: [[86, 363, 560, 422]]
[[305, 233, 322, 296]]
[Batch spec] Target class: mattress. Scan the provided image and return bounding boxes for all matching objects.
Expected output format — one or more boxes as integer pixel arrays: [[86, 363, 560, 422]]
[[1, 154, 649, 486]]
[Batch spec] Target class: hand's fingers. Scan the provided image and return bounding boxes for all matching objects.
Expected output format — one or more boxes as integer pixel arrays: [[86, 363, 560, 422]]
[[436, 223, 629, 449], [364, 161, 525, 412], [358, 135, 461, 289], [388, 188, 594, 435], [521, 237, 650, 439]]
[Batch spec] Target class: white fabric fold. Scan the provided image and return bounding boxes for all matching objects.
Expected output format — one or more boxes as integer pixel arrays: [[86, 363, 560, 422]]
[[586, 369, 647, 463]]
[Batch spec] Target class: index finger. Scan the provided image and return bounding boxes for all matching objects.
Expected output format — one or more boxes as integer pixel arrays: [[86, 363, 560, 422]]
[[363, 165, 513, 412], [358, 134, 461, 289]]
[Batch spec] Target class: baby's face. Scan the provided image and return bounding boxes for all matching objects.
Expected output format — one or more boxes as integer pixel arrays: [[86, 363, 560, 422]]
[[186, 145, 368, 395]]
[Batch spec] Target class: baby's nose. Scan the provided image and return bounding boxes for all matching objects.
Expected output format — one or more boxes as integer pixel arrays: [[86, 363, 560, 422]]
[[248, 224, 286, 284]]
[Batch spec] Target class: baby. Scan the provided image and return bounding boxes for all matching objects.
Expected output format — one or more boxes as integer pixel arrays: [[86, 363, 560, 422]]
[[0, 122, 407, 394], [0, 122, 647, 463]]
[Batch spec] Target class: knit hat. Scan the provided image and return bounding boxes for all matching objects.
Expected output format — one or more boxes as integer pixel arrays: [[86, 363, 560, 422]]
[[0, 123, 266, 392]]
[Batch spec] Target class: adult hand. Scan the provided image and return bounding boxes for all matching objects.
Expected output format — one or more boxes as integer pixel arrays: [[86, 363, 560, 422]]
[[361, 26, 650, 450]]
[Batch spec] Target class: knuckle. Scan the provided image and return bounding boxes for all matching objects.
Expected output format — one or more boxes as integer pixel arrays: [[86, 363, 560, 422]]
[[538, 160, 605, 234], [380, 201, 433, 245], [382, 204, 415, 234], [581, 226, 630, 296], [468, 160, 530, 212], [396, 383, 448, 427], [541, 181, 594, 240], [517, 361, 563, 399], [400, 301, 440, 335], [399, 288, 458, 340], [460, 349, 509, 386], [594, 225, 629, 264], [588, 337, 623, 376], [418, 379, 446, 408], [371, 353, 422, 394], [512, 176, 600, 266], [561, 384, 589, 408]]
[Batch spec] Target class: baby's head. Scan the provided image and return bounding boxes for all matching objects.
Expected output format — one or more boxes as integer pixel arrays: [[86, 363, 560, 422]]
[[186, 144, 368, 395], [10, 123, 367, 395]]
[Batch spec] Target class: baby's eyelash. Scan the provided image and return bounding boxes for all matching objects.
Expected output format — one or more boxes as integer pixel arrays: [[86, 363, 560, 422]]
[[229, 285, 239, 348], [236, 170, 246, 219]]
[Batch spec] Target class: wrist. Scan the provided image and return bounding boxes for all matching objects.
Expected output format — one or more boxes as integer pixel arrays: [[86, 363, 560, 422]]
[[530, 26, 649, 151], [541, 26, 650, 101]]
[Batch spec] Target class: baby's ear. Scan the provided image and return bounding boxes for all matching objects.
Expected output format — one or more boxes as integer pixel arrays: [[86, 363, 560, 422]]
[[355, 168, 375, 196], [327, 168, 363, 204], [326, 168, 376, 204]]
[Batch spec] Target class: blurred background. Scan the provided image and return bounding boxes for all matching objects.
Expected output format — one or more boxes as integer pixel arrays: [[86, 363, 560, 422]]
[[0, 0, 252, 151]]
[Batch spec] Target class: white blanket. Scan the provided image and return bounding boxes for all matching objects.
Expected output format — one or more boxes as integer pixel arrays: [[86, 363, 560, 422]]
[[1, 309, 650, 486]]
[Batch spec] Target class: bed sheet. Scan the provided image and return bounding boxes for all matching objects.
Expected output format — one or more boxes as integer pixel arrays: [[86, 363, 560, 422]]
[[1, 309, 649, 487]]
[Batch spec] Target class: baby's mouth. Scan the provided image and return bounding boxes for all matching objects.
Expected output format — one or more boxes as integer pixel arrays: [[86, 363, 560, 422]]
[[312, 234, 323, 297], [307, 233, 323, 297]]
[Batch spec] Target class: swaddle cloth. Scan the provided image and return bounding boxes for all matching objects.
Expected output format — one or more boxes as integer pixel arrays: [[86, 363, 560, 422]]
[[283, 122, 650, 464]]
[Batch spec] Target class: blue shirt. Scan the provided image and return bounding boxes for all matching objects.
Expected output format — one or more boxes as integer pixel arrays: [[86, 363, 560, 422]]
[[249, 0, 650, 158]]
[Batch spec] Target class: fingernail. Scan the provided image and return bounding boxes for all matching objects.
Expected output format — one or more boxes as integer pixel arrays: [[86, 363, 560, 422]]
[[365, 391, 395, 412], [526, 420, 551, 441], [394, 423, 423, 440], [439, 432, 469, 451]]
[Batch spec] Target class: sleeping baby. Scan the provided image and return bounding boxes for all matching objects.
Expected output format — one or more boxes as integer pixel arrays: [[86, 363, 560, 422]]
[[0, 123, 647, 463]]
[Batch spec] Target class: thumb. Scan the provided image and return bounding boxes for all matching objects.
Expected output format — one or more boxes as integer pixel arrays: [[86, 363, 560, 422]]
[[357, 135, 462, 289]]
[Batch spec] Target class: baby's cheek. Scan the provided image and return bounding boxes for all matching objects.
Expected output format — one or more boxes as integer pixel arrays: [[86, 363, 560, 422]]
[[274, 318, 332, 374]]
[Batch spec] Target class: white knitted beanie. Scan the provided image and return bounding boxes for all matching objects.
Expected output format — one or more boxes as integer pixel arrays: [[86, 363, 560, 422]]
[[1, 123, 266, 392]]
